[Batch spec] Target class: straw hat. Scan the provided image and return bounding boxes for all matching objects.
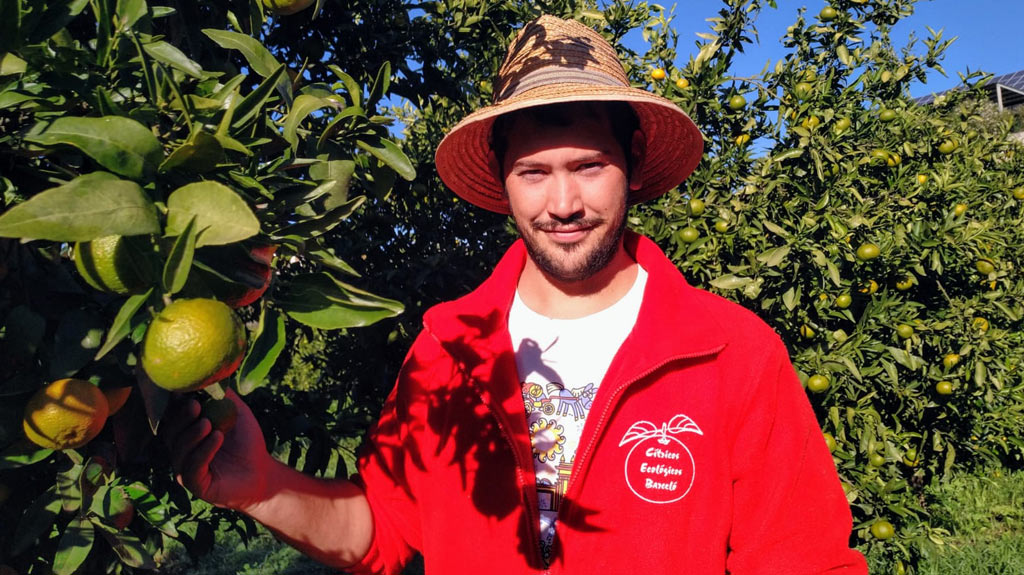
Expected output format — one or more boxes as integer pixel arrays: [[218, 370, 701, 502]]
[[434, 15, 704, 215]]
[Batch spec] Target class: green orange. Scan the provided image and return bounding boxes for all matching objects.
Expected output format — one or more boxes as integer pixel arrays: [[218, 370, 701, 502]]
[[262, 0, 314, 15], [141, 299, 246, 392], [74, 235, 148, 294]]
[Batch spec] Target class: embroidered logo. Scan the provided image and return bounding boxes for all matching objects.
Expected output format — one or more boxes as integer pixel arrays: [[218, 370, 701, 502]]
[[619, 414, 702, 504]]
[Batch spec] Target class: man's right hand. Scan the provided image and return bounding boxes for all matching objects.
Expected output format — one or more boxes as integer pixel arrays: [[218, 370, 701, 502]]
[[162, 389, 274, 512], [160, 388, 375, 568]]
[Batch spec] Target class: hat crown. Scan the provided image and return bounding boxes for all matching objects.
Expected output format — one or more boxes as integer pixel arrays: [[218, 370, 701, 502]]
[[494, 15, 630, 102]]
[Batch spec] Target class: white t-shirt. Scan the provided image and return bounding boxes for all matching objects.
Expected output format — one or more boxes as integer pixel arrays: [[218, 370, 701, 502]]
[[509, 266, 647, 563]]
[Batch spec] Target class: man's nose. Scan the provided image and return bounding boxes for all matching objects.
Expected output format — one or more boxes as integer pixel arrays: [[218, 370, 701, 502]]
[[546, 173, 584, 219]]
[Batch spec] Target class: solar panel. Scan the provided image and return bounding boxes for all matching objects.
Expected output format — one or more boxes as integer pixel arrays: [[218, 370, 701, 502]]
[[913, 69, 1024, 108]]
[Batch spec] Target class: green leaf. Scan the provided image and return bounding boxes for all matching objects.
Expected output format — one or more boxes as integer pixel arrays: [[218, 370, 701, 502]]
[[162, 216, 198, 294], [143, 40, 203, 79], [756, 245, 790, 267], [0, 442, 53, 471], [53, 516, 94, 575], [0, 52, 27, 76], [709, 274, 753, 290], [0, 172, 159, 241], [886, 347, 925, 370], [356, 135, 416, 181], [160, 130, 225, 173], [115, 0, 148, 28], [99, 529, 157, 568], [166, 181, 260, 247], [95, 289, 153, 360], [9, 487, 61, 555], [202, 29, 291, 103], [328, 65, 361, 107], [273, 195, 365, 240], [309, 248, 361, 277], [125, 482, 177, 537], [232, 63, 287, 129], [283, 94, 341, 149], [238, 306, 286, 394], [276, 272, 403, 330], [367, 61, 391, 108], [25, 116, 163, 179]]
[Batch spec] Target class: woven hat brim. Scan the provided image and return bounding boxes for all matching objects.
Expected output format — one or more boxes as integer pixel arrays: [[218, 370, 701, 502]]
[[435, 84, 705, 215]]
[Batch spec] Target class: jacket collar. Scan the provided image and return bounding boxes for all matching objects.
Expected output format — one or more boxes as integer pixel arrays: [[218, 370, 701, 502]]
[[423, 230, 729, 384]]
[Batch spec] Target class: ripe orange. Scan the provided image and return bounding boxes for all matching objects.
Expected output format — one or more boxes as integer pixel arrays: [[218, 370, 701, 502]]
[[23, 379, 110, 450], [858, 280, 879, 295], [942, 353, 960, 370], [101, 386, 132, 416], [799, 324, 815, 339], [675, 77, 690, 90], [141, 299, 246, 392], [917, 174, 928, 184], [74, 235, 148, 294], [651, 68, 666, 81], [953, 203, 968, 216], [806, 374, 830, 393], [262, 0, 314, 15], [895, 276, 914, 291], [972, 317, 990, 333], [735, 133, 751, 146], [870, 519, 895, 540]]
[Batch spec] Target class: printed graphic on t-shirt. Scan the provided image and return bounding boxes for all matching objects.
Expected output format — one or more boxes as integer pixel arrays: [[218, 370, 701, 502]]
[[509, 266, 647, 565], [521, 378, 597, 563]]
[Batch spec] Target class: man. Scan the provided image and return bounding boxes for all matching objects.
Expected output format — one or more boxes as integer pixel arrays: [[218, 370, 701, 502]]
[[166, 15, 868, 574]]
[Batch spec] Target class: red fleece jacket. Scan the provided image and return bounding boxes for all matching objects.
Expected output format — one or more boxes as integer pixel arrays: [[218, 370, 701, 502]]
[[347, 232, 868, 575]]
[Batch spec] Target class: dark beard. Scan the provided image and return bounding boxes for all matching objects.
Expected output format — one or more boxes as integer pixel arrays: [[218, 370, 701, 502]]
[[518, 211, 628, 283]]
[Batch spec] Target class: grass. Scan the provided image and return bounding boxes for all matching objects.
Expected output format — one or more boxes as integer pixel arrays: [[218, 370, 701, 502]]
[[916, 467, 1024, 575]]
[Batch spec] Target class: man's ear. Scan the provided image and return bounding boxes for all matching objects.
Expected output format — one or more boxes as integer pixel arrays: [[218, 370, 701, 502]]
[[629, 129, 645, 191]]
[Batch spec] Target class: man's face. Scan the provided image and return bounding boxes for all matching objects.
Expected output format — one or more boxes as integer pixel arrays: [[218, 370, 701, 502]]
[[501, 108, 642, 283]]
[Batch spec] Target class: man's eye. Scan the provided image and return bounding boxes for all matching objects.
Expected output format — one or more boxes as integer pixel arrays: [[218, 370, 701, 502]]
[[578, 162, 604, 173]]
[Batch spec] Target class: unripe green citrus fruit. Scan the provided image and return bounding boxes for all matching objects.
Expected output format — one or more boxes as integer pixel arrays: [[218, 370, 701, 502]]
[[262, 0, 314, 15], [141, 299, 246, 392], [74, 235, 147, 294]]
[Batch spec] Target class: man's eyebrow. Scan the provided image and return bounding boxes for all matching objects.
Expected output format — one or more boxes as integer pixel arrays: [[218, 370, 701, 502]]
[[510, 151, 612, 170]]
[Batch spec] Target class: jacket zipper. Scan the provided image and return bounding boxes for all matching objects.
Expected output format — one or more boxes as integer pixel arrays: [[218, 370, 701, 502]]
[[467, 377, 547, 570], [547, 346, 725, 572]]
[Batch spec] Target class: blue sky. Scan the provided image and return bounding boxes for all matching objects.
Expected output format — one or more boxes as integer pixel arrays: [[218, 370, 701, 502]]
[[629, 0, 1023, 97]]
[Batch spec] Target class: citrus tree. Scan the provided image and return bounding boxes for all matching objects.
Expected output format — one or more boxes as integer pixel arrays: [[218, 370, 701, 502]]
[[0, 0, 411, 572], [626, 0, 1024, 571]]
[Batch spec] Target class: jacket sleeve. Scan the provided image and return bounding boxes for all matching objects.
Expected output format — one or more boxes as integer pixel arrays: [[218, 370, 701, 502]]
[[725, 336, 868, 574], [344, 331, 447, 575]]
